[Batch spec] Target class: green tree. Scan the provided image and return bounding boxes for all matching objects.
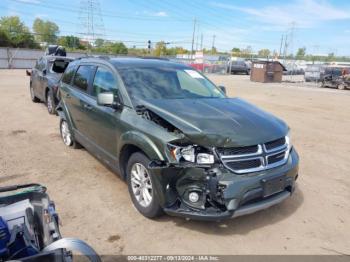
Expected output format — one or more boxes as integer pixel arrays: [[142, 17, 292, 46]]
[[108, 42, 128, 54], [326, 52, 335, 62], [165, 46, 188, 56], [33, 18, 59, 44], [58, 35, 85, 50], [231, 47, 241, 56], [241, 46, 253, 58], [94, 38, 105, 48], [0, 29, 11, 47], [296, 47, 306, 59], [0, 16, 38, 48], [154, 41, 167, 56], [258, 48, 271, 58]]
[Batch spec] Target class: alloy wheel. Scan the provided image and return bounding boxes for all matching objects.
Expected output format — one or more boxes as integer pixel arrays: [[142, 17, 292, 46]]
[[130, 163, 153, 207], [61, 121, 72, 146], [47, 94, 53, 112]]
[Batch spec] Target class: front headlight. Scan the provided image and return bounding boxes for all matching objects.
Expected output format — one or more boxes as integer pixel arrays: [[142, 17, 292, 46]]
[[168, 144, 215, 164]]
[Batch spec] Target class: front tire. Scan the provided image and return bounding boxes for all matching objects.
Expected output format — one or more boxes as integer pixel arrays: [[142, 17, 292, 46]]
[[30, 84, 40, 103], [126, 152, 163, 218]]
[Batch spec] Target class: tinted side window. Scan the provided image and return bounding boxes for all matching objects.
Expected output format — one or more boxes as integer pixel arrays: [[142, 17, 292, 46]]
[[62, 63, 77, 84], [73, 65, 95, 91], [92, 67, 118, 96]]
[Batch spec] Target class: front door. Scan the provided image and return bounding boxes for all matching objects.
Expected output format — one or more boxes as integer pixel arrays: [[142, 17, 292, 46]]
[[81, 66, 120, 161]]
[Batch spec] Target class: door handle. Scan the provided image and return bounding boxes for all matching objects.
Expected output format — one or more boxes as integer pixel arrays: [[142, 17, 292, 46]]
[[84, 104, 93, 110], [65, 94, 71, 99]]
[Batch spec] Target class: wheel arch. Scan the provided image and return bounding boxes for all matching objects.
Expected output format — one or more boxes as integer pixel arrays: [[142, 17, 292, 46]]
[[118, 131, 165, 179]]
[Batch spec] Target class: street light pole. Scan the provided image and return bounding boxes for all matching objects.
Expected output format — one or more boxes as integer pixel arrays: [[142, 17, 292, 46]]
[[191, 18, 196, 60]]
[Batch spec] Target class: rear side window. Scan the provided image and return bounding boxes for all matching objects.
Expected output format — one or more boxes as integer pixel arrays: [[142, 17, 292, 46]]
[[61, 63, 76, 84], [73, 65, 95, 91], [51, 60, 70, 74], [92, 67, 118, 96]]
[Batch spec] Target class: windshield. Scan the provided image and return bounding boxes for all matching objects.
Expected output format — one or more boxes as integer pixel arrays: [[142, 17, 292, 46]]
[[118, 67, 225, 101]]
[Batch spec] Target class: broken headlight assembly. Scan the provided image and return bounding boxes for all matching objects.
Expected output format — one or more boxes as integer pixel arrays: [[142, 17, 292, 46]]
[[167, 144, 215, 164]]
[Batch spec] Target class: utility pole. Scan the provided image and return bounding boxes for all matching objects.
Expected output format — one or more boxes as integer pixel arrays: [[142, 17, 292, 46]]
[[190, 18, 196, 60], [289, 21, 296, 58], [279, 34, 284, 58], [200, 33, 203, 51], [211, 34, 216, 55], [283, 34, 288, 61], [78, 0, 105, 46]]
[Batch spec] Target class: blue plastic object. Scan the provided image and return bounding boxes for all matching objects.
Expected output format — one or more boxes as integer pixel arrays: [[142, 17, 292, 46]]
[[0, 216, 10, 258]]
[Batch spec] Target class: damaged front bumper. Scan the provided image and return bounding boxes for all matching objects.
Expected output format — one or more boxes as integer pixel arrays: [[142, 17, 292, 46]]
[[150, 148, 299, 221]]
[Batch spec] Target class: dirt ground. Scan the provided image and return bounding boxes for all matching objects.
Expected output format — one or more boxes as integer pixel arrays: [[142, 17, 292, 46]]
[[0, 70, 349, 255]]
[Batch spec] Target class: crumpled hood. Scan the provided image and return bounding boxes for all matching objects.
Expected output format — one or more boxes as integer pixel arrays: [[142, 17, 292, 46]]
[[141, 98, 288, 147]]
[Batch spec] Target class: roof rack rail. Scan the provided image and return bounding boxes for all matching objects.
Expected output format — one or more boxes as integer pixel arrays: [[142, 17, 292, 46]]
[[75, 55, 111, 60], [138, 56, 169, 61]]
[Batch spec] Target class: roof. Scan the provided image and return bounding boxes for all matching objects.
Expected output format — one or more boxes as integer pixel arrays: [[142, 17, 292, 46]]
[[44, 55, 74, 61], [252, 60, 287, 71], [73, 56, 186, 69], [109, 57, 188, 69]]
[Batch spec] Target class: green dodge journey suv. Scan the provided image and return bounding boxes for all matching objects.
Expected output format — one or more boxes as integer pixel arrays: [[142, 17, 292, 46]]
[[57, 57, 299, 221]]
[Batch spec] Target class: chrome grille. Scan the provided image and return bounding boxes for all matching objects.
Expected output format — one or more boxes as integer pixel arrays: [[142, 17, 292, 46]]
[[217, 137, 290, 174], [218, 145, 259, 156], [265, 137, 286, 151]]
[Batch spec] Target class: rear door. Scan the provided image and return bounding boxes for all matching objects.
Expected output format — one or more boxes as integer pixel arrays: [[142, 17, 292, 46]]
[[64, 64, 96, 135], [82, 65, 120, 160]]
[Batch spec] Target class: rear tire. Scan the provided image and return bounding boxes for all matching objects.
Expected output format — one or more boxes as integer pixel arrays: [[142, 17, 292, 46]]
[[59, 119, 82, 149], [30, 84, 40, 103], [126, 152, 163, 218]]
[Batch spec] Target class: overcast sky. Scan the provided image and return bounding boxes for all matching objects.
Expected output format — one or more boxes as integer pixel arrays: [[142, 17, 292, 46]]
[[1, 0, 350, 55]]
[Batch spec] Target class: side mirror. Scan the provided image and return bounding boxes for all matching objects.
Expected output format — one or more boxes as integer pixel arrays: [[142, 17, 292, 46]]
[[42, 69, 47, 75], [97, 92, 122, 109], [218, 85, 226, 95], [26, 69, 31, 76]]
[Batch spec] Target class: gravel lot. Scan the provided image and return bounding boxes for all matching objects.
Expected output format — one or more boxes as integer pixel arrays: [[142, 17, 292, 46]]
[[0, 70, 349, 255]]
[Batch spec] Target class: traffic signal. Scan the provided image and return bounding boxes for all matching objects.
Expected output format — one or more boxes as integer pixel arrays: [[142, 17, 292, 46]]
[[148, 40, 151, 53]]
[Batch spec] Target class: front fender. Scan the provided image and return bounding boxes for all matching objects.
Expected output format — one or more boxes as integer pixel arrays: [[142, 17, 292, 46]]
[[118, 130, 165, 161]]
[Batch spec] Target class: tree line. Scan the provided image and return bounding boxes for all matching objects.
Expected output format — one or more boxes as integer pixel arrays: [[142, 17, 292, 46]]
[[231, 46, 350, 63]]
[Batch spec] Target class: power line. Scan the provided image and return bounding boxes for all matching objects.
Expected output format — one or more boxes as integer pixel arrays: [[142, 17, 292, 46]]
[[11, 0, 190, 22], [78, 0, 105, 43], [1, 6, 194, 41]]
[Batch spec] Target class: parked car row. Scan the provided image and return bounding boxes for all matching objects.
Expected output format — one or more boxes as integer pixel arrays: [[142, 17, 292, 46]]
[[27, 54, 299, 221], [304, 64, 350, 90], [27, 55, 73, 114]]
